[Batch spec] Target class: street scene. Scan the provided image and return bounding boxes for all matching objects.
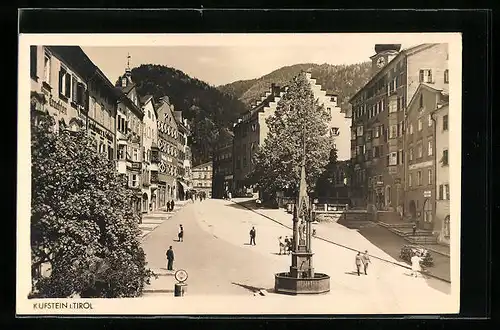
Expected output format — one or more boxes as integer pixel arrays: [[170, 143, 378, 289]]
[[21, 33, 458, 314]]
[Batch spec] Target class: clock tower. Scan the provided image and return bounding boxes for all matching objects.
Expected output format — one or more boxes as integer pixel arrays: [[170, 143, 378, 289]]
[[370, 44, 401, 76]]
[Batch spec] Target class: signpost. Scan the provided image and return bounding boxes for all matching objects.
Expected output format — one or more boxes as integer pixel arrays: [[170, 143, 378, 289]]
[[174, 269, 188, 297]]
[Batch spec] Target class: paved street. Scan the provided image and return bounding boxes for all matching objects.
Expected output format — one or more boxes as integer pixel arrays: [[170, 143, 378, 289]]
[[140, 198, 456, 313]]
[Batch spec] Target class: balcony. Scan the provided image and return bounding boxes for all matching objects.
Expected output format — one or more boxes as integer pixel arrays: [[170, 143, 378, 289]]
[[151, 150, 160, 164], [151, 171, 159, 184]]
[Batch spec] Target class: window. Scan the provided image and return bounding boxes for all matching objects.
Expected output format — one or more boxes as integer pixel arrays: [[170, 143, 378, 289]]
[[428, 138, 433, 156], [131, 174, 138, 187], [133, 148, 138, 161], [419, 69, 433, 83], [417, 171, 422, 185], [409, 173, 413, 187], [439, 184, 444, 200], [445, 184, 450, 200], [444, 69, 449, 83], [356, 126, 364, 137], [148, 110, 151, 119], [418, 118, 423, 131], [417, 141, 423, 158], [389, 125, 397, 139], [399, 150, 404, 164], [389, 152, 397, 166], [59, 67, 71, 98], [409, 123, 414, 135], [30, 46, 37, 79], [389, 99, 397, 113], [443, 115, 449, 131], [89, 97, 96, 119], [72, 76, 78, 102], [442, 149, 449, 166], [43, 52, 51, 84], [428, 114, 432, 126], [409, 148, 414, 161], [428, 169, 432, 185], [374, 126, 380, 138]]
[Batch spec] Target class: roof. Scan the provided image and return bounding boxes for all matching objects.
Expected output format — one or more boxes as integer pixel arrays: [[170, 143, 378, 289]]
[[406, 83, 448, 115], [140, 95, 153, 106], [349, 43, 441, 103]]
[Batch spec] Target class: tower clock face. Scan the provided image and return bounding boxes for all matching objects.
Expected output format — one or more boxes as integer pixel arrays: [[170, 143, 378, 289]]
[[376, 57, 386, 68]]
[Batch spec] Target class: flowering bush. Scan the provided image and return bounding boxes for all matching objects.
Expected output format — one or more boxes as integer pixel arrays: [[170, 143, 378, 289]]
[[30, 113, 155, 298], [399, 245, 434, 267]]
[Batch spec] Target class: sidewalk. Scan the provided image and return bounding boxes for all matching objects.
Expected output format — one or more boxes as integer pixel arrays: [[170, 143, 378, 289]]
[[139, 200, 190, 240]]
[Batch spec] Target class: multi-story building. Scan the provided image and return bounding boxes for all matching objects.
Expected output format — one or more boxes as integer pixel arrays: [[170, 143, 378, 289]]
[[432, 95, 450, 245], [212, 129, 234, 199], [155, 96, 180, 207], [30, 46, 91, 133], [114, 65, 145, 214], [233, 83, 286, 193], [140, 94, 158, 213], [349, 43, 449, 211], [405, 83, 449, 230], [305, 71, 351, 161], [192, 161, 212, 198], [174, 110, 192, 200]]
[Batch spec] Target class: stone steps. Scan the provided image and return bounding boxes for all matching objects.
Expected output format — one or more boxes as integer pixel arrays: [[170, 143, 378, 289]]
[[405, 235, 439, 245]]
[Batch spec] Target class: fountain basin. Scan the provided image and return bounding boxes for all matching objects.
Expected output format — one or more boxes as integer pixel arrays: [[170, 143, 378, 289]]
[[274, 272, 330, 295]]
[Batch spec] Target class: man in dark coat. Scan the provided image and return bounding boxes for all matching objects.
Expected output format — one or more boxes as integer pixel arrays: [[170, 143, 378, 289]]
[[249, 227, 256, 245], [171, 199, 175, 211], [166, 246, 174, 271]]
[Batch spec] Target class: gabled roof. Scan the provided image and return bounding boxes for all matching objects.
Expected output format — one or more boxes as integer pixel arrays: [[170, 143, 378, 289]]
[[140, 95, 153, 106], [349, 43, 441, 103], [406, 83, 448, 115]]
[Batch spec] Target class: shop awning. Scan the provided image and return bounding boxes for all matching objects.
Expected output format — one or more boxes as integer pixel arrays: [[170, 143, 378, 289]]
[[179, 181, 189, 191]]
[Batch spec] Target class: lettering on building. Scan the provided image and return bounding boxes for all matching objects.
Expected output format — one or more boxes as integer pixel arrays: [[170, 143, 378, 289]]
[[48, 97, 67, 115]]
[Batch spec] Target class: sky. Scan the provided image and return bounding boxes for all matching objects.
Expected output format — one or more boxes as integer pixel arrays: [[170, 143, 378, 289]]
[[77, 34, 455, 87]]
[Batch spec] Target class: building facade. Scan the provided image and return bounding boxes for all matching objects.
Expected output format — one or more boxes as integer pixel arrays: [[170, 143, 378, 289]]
[[212, 129, 234, 199], [349, 43, 449, 211], [30, 46, 90, 133], [140, 95, 158, 213], [155, 97, 180, 207], [404, 84, 449, 230], [114, 68, 145, 214], [174, 110, 192, 200], [433, 102, 450, 245], [192, 161, 213, 198]]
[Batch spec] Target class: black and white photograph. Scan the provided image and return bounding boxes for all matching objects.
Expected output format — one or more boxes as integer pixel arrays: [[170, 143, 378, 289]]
[[17, 32, 461, 315]]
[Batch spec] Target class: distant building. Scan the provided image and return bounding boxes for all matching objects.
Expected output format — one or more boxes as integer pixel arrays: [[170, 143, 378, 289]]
[[140, 94, 158, 213], [173, 110, 192, 200], [155, 96, 181, 206], [192, 161, 212, 198], [349, 43, 449, 210], [213, 129, 234, 199], [432, 97, 450, 245], [405, 83, 449, 231]]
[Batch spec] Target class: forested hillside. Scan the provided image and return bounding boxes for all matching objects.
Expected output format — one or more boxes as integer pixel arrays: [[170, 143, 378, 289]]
[[130, 64, 249, 165], [218, 62, 372, 110]]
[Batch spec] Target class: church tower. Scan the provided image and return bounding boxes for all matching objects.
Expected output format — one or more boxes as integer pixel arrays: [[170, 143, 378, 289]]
[[369, 44, 401, 76]]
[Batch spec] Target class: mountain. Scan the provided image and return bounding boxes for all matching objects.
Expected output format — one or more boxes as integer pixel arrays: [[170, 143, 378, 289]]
[[218, 62, 373, 110], [130, 64, 249, 165]]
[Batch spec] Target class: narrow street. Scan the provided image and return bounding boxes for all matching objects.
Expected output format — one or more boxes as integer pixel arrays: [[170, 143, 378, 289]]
[[140, 198, 455, 314]]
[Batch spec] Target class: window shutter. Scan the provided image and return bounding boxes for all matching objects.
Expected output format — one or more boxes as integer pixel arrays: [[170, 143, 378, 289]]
[[419, 70, 424, 82], [58, 69, 64, 95], [65, 73, 71, 97], [429, 70, 433, 83]]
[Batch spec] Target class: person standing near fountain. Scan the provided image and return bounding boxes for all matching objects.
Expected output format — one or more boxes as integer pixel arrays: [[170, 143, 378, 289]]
[[249, 226, 256, 245], [166, 246, 175, 271]]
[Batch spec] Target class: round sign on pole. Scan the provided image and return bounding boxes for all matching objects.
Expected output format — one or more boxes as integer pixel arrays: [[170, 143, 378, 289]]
[[175, 269, 188, 283]]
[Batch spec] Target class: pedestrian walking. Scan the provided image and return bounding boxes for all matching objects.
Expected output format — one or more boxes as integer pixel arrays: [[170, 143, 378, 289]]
[[166, 246, 174, 271], [355, 252, 363, 276], [412, 223, 417, 236], [228, 191, 232, 201], [191, 193, 195, 203], [410, 252, 422, 277], [362, 250, 371, 275], [249, 226, 256, 245], [178, 224, 184, 242], [278, 236, 285, 255], [171, 199, 175, 212]]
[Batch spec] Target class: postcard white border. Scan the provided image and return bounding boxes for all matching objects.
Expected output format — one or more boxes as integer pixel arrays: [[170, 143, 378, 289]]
[[17, 33, 461, 315]]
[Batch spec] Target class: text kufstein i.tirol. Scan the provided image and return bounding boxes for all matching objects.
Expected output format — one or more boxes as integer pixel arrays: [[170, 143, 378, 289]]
[[32, 302, 94, 310]]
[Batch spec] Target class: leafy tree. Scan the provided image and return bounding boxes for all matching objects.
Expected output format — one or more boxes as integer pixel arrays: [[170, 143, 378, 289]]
[[249, 72, 334, 199], [30, 113, 155, 298], [315, 148, 339, 197]]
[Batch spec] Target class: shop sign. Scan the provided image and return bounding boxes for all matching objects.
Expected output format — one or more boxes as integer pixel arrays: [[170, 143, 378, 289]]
[[48, 96, 67, 115], [88, 121, 114, 141]]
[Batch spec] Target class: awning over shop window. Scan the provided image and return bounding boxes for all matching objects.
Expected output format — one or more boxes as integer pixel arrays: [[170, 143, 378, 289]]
[[179, 181, 189, 191]]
